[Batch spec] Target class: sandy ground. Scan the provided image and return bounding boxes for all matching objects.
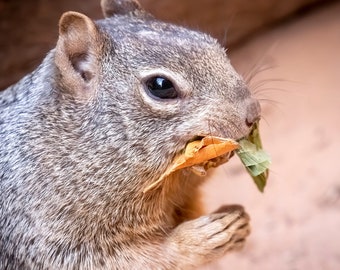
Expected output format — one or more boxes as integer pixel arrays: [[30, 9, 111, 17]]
[[201, 1, 340, 269]]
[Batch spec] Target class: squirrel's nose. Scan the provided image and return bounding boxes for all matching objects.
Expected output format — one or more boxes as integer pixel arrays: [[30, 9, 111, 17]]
[[245, 98, 261, 127]]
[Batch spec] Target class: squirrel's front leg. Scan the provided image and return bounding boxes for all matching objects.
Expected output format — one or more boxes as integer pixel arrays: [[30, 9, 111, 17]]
[[164, 205, 250, 269]]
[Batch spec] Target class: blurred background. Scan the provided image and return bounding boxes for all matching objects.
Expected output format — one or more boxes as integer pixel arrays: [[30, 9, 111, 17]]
[[1, 0, 339, 269]]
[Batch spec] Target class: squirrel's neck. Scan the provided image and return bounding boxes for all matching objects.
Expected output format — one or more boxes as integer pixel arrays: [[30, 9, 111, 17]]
[[1, 51, 57, 107]]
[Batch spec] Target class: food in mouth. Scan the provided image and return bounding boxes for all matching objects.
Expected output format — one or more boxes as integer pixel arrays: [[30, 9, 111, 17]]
[[143, 122, 270, 193]]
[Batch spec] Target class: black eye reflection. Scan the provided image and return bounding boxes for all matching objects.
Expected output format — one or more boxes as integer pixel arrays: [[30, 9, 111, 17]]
[[145, 76, 178, 99]]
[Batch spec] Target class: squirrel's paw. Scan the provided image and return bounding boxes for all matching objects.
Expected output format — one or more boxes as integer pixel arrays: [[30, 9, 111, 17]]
[[169, 205, 250, 266]]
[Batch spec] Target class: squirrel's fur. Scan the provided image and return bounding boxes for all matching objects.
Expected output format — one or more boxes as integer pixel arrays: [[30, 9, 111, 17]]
[[0, 0, 260, 269]]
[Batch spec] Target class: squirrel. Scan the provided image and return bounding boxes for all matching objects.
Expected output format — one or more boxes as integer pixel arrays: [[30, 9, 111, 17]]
[[0, 0, 261, 269]]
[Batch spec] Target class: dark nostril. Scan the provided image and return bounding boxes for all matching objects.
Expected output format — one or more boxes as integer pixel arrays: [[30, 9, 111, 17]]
[[246, 99, 261, 127]]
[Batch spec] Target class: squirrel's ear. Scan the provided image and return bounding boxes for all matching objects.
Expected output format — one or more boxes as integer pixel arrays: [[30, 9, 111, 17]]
[[101, 0, 142, 18], [55, 11, 102, 100]]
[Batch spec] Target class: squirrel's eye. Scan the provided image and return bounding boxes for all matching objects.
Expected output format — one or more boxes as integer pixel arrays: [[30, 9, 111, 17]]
[[146, 76, 178, 99]]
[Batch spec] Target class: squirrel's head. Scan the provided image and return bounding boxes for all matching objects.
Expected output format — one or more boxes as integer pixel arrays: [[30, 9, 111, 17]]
[[53, 0, 261, 189]]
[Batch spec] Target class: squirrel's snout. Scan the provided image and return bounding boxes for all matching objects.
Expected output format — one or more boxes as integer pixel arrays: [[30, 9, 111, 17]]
[[245, 98, 261, 128]]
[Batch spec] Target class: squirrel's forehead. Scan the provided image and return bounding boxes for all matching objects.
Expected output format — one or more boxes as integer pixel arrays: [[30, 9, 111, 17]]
[[98, 17, 219, 50], [97, 16, 229, 70]]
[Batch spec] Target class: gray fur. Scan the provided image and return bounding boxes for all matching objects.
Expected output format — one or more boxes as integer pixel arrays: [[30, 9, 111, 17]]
[[0, 1, 259, 269]]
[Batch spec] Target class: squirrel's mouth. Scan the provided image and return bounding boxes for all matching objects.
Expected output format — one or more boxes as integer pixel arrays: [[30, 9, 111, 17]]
[[183, 134, 238, 176], [143, 136, 238, 192], [187, 150, 235, 177], [144, 122, 270, 193]]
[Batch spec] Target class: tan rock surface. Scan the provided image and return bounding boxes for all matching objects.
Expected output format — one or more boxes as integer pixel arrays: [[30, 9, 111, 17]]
[[201, 1, 340, 269]]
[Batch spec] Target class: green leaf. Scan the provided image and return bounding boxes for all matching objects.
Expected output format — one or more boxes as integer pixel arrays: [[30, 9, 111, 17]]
[[236, 122, 270, 192]]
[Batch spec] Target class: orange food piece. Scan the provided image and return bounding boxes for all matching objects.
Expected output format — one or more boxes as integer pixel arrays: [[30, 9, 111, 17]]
[[143, 136, 239, 192], [171, 136, 239, 171]]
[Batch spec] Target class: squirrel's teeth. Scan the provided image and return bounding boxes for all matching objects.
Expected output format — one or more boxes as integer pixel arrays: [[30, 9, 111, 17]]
[[190, 165, 207, 177], [188, 150, 235, 177]]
